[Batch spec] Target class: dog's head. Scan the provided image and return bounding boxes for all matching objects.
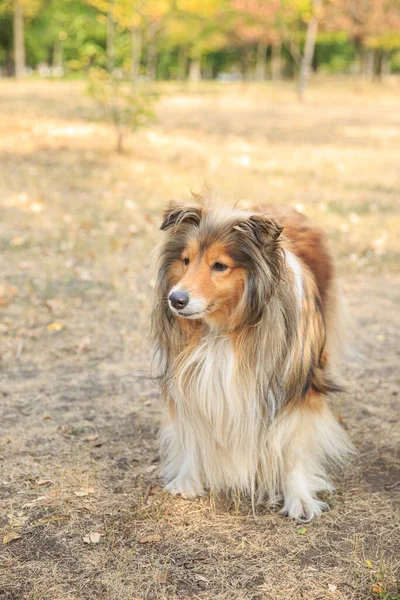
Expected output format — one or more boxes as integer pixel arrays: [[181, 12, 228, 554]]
[[157, 199, 284, 329]]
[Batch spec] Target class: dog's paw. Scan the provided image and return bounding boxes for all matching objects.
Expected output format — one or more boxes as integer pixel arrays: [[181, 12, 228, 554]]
[[280, 497, 329, 521], [165, 476, 205, 499]]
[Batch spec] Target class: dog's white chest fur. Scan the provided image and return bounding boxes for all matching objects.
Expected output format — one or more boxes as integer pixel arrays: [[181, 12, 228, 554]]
[[165, 332, 264, 493]]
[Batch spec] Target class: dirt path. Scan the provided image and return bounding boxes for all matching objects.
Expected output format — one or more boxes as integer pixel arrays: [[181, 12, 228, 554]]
[[0, 80, 399, 599]]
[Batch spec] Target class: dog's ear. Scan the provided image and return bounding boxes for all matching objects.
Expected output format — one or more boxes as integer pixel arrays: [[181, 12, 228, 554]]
[[234, 214, 283, 245], [160, 201, 202, 231]]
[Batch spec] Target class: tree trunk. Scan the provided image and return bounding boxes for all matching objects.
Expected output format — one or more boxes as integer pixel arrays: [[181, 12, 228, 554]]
[[271, 42, 282, 81], [297, 0, 321, 101], [255, 41, 267, 81], [382, 51, 391, 77], [53, 37, 63, 74], [131, 27, 141, 84], [107, 0, 115, 74], [178, 45, 188, 80], [240, 48, 250, 81], [353, 37, 363, 75], [373, 49, 383, 81], [146, 37, 158, 80], [188, 58, 201, 82], [13, 0, 25, 78], [362, 48, 374, 79]]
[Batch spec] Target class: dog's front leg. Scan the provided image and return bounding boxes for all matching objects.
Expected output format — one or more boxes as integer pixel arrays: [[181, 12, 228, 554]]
[[266, 394, 351, 521], [160, 414, 205, 499]]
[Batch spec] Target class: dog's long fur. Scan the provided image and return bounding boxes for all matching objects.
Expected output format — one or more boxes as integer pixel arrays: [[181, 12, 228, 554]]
[[151, 197, 352, 520]]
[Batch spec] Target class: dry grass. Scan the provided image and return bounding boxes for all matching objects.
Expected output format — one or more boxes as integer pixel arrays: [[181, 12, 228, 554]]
[[0, 78, 399, 600]]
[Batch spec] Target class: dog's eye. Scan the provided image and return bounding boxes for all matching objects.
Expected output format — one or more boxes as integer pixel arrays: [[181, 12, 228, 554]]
[[212, 262, 228, 272], [183, 258, 190, 266]]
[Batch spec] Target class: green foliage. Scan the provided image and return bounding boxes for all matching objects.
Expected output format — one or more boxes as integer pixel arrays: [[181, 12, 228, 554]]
[[0, 13, 13, 64], [391, 50, 400, 73], [315, 31, 356, 74]]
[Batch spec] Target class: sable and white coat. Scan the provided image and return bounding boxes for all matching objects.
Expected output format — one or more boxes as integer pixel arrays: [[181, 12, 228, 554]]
[[151, 200, 352, 520]]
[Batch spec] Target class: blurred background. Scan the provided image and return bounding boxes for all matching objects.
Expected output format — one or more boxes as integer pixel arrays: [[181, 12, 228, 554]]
[[2, 0, 400, 84], [1, 3, 400, 599]]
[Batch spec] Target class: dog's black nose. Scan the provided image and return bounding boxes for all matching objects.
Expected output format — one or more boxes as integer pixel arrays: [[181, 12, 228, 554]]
[[169, 291, 189, 310]]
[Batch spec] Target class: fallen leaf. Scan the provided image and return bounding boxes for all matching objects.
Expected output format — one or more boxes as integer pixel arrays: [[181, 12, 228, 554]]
[[139, 534, 163, 544], [296, 527, 307, 535], [3, 532, 22, 544], [155, 571, 168, 584], [83, 532, 101, 544], [74, 487, 94, 497], [371, 582, 384, 595], [45, 298, 65, 314], [36, 479, 53, 487], [328, 584, 337, 592], [47, 322, 65, 332], [84, 434, 99, 442]]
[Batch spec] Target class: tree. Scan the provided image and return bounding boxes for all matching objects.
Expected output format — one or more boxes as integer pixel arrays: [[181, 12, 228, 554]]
[[84, 0, 162, 152], [297, 0, 322, 100], [274, 0, 329, 99], [165, 0, 227, 81], [230, 0, 282, 80], [324, 0, 400, 78], [87, 68, 157, 152], [0, 0, 42, 77], [13, 0, 25, 77]]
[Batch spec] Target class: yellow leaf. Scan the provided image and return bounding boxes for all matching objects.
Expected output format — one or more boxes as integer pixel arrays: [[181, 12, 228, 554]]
[[365, 559, 372, 568], [3, 532, 22, 544], [47, 322, 65, 332]]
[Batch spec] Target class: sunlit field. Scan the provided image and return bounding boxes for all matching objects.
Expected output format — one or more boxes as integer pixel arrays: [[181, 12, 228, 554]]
[[0, 79, 399, 600]]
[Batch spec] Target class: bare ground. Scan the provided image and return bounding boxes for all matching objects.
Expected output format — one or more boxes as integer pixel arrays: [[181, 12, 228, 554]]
[[0, 79, 399, 600]]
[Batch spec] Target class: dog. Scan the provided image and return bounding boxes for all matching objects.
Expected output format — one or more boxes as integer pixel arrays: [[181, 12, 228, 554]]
[[151, 197, 352, 520]]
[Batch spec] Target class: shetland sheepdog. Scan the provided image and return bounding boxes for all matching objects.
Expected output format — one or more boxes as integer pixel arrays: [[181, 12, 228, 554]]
[[151, 197, 352, 520]]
